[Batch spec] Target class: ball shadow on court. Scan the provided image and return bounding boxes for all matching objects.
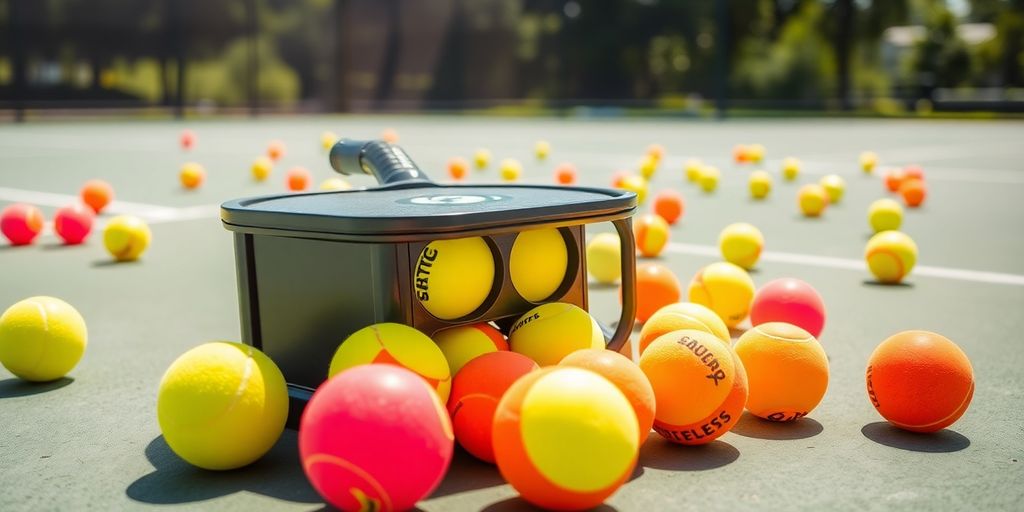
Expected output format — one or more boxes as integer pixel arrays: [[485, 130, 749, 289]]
[[639, 436, 739, 471], [0, 376, 74, 398], [861, 422, 970, 453], [729, 412, 824, 440]]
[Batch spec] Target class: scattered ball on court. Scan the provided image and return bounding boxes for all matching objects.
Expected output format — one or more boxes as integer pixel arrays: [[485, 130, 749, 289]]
[[416, 237, 495, 320], [902, 164, 925, 182], [473, 148, 492, 169], [251, 156, 273, 182], [535, 140, 551, 160], [0, 296, 87, 382], [158, 342, 288, 470], [884, 169, 904, 192], [53, 204, 95, 245], [684, 159, 703, 182], [500, 158, 522, 182], [508, 302, 604, 366], [286, 166, 312, 191], [448, 157, 469, 181], [1, 203, 44, 246], [868, 198, 903, 233], [493, 367, 638, 510], [782, 157, 801, 181], [749, 170, 772, 199], [819, 174, 846, 203], [688, 261, 755, 328], [639, 330, 748, 445], [300, 364, 452, 511], [638, 155, 658, 180], [435, 323, 508, 378], [318, 177, 351, 191], [866, 330, 973, 433], [320, 131, 338, 151], [448, 351, 538, 463], [554, 162, 578, 185], [698, 166, 720, 192], [179, 162, 206, 190], [103, 215, 152, 262], [750, 278, 826, 338], [638, 302, 730, 354], [634, 262, 682, 323], [80, 179, 114, 213], [718, 222, 764, 270], [733, 144, 750, 164], [610, 169, 631, 188], [865, 230, 918, 284], [860, 151, 878, 173], [510, 228, 568, 302], [899, 178, 926, 208], [652, 189, 684, 225], [266, 140, 286, 161], [561, 348, 656, 445], [634, 213, 670, 258], [798, 183, 829, 217], [586, 233, 621, 284], [381, 128, 400, 143], [735, 322, 829, 421], [747, 143, 766, 163], [179, 129, 195, 150], [329, 323, 452, 401], [646, 143, 665, 162], [619, 175, 648, 204]]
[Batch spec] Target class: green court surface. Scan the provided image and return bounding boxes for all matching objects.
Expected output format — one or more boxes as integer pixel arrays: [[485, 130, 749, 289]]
[[1, 116, 1023, 511]]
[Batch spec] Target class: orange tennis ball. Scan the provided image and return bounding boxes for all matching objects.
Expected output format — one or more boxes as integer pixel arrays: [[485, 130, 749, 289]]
[[902, 164, 925, 182], [652, 189, 684, 225], [634, 213, 670, 258], [448, 157, 469, 181], [447, 351, 538, 462], [328, 323, 452, 402], [381, 128, 400, 143], [434, 323, 508, 376], [560, 348, 656, 445], [866, 331, 973, 433], [493, 367, 639, 510], [80, 180, 114, 213], [632, 262, 682, 323], [610, 170, 630, 188], [639, 330, 747, 445], [734, 322, 829, 421], [899, 178, 926, 208], [884, 169, 905, 192], [554, 163, 578, 185], [179, 162, 205, 190], [638, 302, 730, 354], [286, 167, 312, 191], [266, 140, 286, 161]]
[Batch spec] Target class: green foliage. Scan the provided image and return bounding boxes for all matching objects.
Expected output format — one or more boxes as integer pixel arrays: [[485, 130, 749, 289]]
[[905, 4, 973, 88]]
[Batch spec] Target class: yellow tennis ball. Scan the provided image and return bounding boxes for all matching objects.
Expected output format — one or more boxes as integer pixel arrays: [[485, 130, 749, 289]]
[[734, 322, 828, 421], [534, 140, 551, 160], [510, 228, 568, 302], [637, 302, 730, 354], [586, 233, 622, 284], [500, 159, 522, 182], [634, 213, 670, 258], [868, 198, 903, 233], [319, 177, 352, 191], [103, 215, 152, 262], [820, 174, 846, 204], [684, 159, 703, 182], [747, 143, 766, 163], [180, 162, 206, 189], [865, 231, 918, 284], [473, 148, 492, 170], [329, 323, 452, 401], [320, 131, 338, 151], [509, 303, 604, 366], [687, 262, 755, 328], [157, 342, 288, 470], [782, 157, 800, 181], [251, 157, 273, 182], [434, 323, 508, 376], [415, 237, 495, 320], [860, 151, 878, 173], [699, 166, 720, 192], [619, 175, 648, 204], [638, 155, 658, 180], [718, 222, 764, 270], [0, 296, 87, 382], [749, 170, 772, 199], [798, 184, 829, 217]]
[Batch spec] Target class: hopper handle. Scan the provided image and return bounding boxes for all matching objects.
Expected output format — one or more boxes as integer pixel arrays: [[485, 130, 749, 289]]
[[329, 139, 433, 186], [606, 217, 637, 353]]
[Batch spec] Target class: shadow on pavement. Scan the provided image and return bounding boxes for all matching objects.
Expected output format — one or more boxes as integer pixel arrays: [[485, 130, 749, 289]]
[[861, 422, 970, 453], [125, 432, 320, 505], [639, 436, 739, 471], [862, 280, 915, 288], [730, 412, 824, 440], [481, 496, 618, 512], [91, 259, 141, 268], [0, 376, 74, 398], [429, 446, 507, 498]]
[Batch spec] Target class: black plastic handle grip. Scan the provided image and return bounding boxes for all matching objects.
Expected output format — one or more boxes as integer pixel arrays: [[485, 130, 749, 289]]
[[329, 139, 433, 186], [606, 217, 637, 353]]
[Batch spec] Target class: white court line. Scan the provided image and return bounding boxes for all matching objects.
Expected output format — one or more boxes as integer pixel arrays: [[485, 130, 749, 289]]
[[0, 186, 179, 218], [666, 242, 1024, 287]]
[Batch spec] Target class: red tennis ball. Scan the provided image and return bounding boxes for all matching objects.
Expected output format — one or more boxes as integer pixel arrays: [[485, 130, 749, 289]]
[[80, 179, 115, 214], [447, 351, 538, 463], [299, 365, 454, 511], [286, 167, 312, 191], [179, 129, 195, 150], [902, 165, 925, 182], [652, 189, 684, 225], [53, 204, 95, 245], [1, 203, 44, 246], [750, 278, 827, 339], [866, 331, 974, 433], [555, 163, 578, 185]]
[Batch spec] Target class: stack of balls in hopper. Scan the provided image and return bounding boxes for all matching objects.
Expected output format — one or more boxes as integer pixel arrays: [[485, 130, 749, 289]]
[[0, 131, 975, 511]]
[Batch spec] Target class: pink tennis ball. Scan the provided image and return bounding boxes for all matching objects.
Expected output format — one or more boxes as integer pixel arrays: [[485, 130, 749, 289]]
[[1, 203, 45, 245], [53, 204, 95, 245], [750, 278, 826, 338], [299, 364, 454, 511]]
